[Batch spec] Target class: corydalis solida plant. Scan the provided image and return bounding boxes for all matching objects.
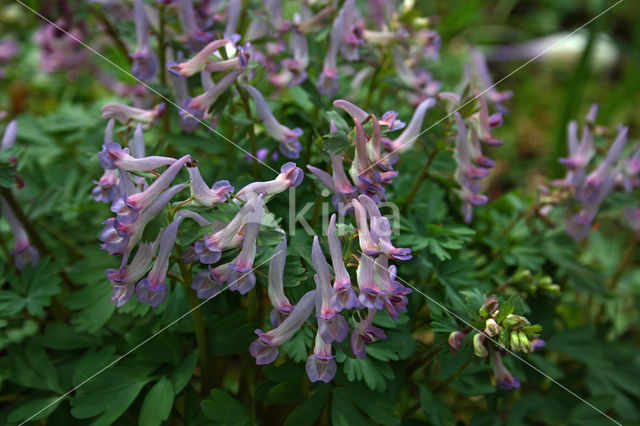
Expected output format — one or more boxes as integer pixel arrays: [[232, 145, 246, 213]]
[[87, 0, 570, 394]]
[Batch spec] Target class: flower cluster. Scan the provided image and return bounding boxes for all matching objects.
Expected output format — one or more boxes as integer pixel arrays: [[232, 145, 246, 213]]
[[96, 117, 303, 307], [448, 297, 544, 390], [250, 199, 413, 383], [553, 105, 639, 240]]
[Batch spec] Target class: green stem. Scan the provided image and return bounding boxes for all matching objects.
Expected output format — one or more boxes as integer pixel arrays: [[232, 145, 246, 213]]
[[176, 250, 213, 395], [157, 3, 171, 136], [433, 357, 472, 393], [400, 148, 438, 213], [364, 53, 387, 110], [91, 6, 132, 66], [236, 84, 261, 179], [607, 236, 637, 289]]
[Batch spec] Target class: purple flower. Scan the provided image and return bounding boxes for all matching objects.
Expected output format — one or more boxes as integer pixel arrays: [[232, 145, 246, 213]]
[[199, 193, 261, 263], [100, 184, 185, 255], [98, 141, 176, 172], [111, 155, 190, 224], [0, 197, 39, 270], [554, 107, 598, 188], [176, 0, 215, 50], [167, 39, 230, 77], [384, 97, 436, 153], [224, 0, 243, 38], [579, 125, 628, 203], [352, 199, 379, 256], [101, 103, 165, 126], [317, 0, 348, 97], [305, 332, 337, 383], [350, 309, 386, 359], [228, 194, 264, 294], [531, 338, 546, 351], [312, 236, 348, 343], [350, 118, 383, 198], [92, 169, 119, 203], [1, 120, 17, 149], [130, 0, 157, 80], [191, 269, 223, 299], [187, 163, 234, 206], [136, 216, 183, 307], [356, 254, 384, 310], [566, 170, 618, 241], [358, 194, 411, 261], [187, 68, 245, 120], [267, 234, 294, 327], [468, 47, 513, 107], [490, 349, 520, 390], [204, 43, 250, 73], [333, 99, 369, 123], [249, 289, 317, 365], [236, 162, 303, 200], [328, 214, 358, 310], [107, 236, 159, 307], [130, 123, 146, 158], [245, 85, 303, 158]]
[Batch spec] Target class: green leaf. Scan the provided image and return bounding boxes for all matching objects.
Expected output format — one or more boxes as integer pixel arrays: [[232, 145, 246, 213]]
[[284, 385, 330, 426], [343, 356, 395, 391], [70, 367, 150, 423], [170, 351, 198, 394], [7, 396, 64, 423], [322, 130, 352, 154], [419, 386, 454, 426], [139, 377, 175, 426], [280, 327, 314, 362], [330, 388, 371, 426], [201, 389, 250, 424]]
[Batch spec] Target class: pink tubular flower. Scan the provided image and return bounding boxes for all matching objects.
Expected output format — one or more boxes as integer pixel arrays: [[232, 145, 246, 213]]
[[198, 193, 261, 263], [111, 155, 190, 224], [328, 214, 358, 310], [333, 99, 368, 123], [93, 169, 119, 203], [136, 216, 183, 307], [236, 162, 303, 201], [100, 184, 185, 256], [107, 235, 160, 307], [204, 44, 250, 73], [350, 118, 382, 198], [361, 196, 411, 261], [468, 47, 513, 107], [448, 328, 471, 353], [579, 125, 628, 203], [384, 97, 436, 153], [176, 0, 214, 50], [306, 331, 337, 383], [356, 253, 384, 310], [228, 194, 264, 294], [98, 142, 176, 172], [554, 106, 597, 188], [245, 85, 303, 158], [490, 349, 520, 390], [317, 0, 347, 97], [352, 199, 379, 256], [167, 39, 230, 77], [130, 0, 157, 80], [191, 270, 222, 300], [187, 163, 234, 206], [312, 236, 348, 343], [268, 234, 294, 326], [101, 102, 165, 126], [0, 197, 39, 270], [187, 68, 245, 121], [1, 120, 17, 148], [351, 309, 386, 359], [249, 289, 317, 365]]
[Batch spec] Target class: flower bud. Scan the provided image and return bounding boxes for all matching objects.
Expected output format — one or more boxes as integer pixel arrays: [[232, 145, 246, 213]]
[[484, 318, 500, 337], [473, 333, 488, 358], [479, 297, 499, 317], [503, 314, 530, 329]]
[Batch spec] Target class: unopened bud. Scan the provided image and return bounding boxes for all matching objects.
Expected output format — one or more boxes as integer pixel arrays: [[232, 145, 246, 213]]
[[480, 297, 499, 317], [509, 331, 521, 352], [473, 333, 488, 358], [503, 314, 530, 329], [512, 269, 531, 282], [448, 330, 468, 353], [484, 318, 500, 337], [518, 331, 532, 353]]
